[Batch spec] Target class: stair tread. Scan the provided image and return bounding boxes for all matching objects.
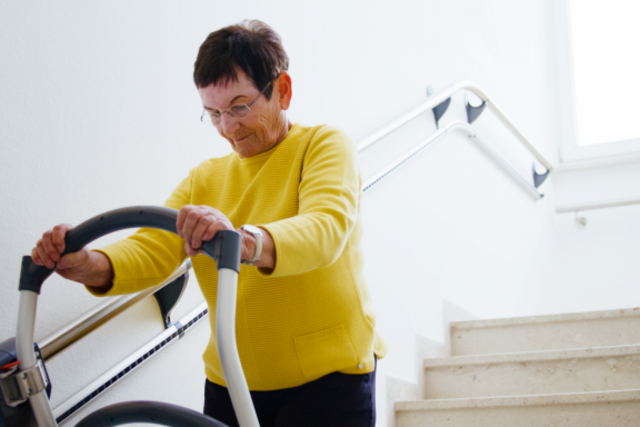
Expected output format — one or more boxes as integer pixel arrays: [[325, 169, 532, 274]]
[[396, 389, 640, 411], [425, 344, 640, 368], [451, 307, 640, 330]]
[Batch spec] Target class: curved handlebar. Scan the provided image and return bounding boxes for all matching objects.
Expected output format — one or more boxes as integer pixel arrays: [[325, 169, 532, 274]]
[[19, 206, 241, 294], [75, 401, 229, 427]]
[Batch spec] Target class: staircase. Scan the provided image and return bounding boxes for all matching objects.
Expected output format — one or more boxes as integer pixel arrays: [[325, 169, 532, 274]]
[[395, 308, 640, 426]]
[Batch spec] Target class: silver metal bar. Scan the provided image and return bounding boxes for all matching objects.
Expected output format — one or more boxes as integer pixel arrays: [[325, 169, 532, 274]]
[[556, 197, 640, 214], [363, 121, 542, 200], [356, 80, 554, 172], [39, 260, 191, 361], [53, 301, 209, 425], [216, 268, 259, 427]]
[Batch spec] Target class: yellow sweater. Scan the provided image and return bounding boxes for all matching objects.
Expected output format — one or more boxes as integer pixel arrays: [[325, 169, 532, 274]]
[[94, 123, 387, 390]]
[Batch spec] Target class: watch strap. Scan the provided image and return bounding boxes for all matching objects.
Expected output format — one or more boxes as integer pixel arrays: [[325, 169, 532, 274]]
[[240, 225, 262, 265]]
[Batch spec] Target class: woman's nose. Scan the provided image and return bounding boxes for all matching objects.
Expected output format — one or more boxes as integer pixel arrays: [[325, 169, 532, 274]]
[[219, 112, 240, 135]]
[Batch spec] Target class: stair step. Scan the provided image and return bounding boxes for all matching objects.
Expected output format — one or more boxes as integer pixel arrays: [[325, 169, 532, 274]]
[[395, 389, 640, 427], [451, 307, 640, 356], [423, 344, 640, 399]]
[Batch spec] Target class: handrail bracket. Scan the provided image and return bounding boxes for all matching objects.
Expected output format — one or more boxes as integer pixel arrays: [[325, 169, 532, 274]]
[[533, 164, 551, 188], [152, 269, 190, 329]]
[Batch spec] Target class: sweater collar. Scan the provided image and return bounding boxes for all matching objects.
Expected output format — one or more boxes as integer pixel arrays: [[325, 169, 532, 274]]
[[235, 123, 302, 166]]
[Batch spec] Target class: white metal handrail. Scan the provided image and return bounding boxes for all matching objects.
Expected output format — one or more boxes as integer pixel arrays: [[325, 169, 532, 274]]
[[357, 80, 554, 172], [556, 197, 640, 214], [362, 121, 543, 200]]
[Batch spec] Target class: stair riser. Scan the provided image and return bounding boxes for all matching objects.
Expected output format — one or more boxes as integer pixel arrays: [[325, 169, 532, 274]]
[[425, 353, 640, 399], [396, 400, 640, 427], [452, 316, 640, 356]]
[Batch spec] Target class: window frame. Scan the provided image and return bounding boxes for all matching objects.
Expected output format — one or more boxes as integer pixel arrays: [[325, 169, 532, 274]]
[[553, 0, 640, 164]]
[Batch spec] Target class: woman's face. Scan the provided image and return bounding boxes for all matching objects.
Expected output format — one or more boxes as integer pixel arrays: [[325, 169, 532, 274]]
[[198, 69, 291, 158]]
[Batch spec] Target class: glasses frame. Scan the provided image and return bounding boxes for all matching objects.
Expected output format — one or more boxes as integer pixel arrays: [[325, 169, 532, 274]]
[[200, 77, 275, 127]]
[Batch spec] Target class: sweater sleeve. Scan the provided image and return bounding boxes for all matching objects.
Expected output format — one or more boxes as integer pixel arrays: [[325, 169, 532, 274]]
[[86, 172, 192, 296], [257, 126, 360, 278]]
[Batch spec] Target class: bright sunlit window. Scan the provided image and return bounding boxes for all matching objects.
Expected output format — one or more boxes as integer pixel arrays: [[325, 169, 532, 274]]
[[568, 0, 640, 147]]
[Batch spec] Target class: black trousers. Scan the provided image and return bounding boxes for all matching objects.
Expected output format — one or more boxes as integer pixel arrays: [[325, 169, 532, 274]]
[[204, 358, 376, 427]]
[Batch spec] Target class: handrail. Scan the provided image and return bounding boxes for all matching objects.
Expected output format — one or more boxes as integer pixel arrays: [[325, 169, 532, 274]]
[[356, 80, 554, 172], [52, 302, 209, 424], [362, 121, 543, 200], [556, 197, 640, 214], [39, 260, 191, 361]]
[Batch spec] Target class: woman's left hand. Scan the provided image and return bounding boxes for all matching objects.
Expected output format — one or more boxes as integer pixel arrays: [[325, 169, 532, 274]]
[[176, 205, 234, 257]]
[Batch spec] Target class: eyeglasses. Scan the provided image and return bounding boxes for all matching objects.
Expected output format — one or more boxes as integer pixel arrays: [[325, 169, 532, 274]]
[[200, 78, 274, 127]]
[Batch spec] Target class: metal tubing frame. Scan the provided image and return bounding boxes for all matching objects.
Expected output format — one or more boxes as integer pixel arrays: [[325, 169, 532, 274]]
[[38, 261, 191, 361], [356, 80, 553, 172], [363, 121, 543, 200]]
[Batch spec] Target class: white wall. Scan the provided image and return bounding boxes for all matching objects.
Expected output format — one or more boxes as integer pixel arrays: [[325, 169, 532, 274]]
[[551, 163, 640, 315], [1, 1, 563, 426], [546, 0, 640, 317]]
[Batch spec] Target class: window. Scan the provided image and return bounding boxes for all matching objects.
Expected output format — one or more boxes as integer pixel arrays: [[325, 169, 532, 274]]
[[555, 0, 640, 163]]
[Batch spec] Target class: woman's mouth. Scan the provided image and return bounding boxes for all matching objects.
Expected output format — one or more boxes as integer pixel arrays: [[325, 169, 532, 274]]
[[234, 133, 252, 143]]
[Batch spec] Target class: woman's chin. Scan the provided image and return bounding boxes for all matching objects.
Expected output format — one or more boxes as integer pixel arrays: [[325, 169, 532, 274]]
[[234, 145, 258, 159]]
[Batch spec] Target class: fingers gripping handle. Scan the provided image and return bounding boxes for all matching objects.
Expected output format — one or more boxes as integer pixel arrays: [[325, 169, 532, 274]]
[[19, 206, 241, 294]]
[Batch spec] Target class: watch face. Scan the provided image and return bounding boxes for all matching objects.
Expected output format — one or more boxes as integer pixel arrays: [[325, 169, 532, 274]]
[[242, 225, 262, 236]]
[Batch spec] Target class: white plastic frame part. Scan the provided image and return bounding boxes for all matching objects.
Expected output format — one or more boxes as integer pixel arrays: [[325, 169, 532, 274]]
[[216, 268, 259, 427]]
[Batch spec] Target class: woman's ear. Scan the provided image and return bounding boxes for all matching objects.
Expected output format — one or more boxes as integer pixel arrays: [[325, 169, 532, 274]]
[[276, 71, 292, 110]]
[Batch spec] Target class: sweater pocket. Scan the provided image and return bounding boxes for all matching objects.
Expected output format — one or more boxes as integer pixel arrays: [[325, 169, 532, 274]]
[[294, 324, 358, 379]]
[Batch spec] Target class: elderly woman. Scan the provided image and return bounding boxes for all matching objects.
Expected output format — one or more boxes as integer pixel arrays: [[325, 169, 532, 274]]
[[31, 20, 386, 427]]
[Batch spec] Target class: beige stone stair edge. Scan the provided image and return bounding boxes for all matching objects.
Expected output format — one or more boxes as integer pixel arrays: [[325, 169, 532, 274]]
[[451, 307, 640, 330], [423, 344, 640, 368], [395, 388, 640, 411]]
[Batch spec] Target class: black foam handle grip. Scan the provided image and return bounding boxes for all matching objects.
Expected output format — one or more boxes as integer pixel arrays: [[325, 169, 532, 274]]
[[19, 206, 241, 294], [75, 400, 228, 427]]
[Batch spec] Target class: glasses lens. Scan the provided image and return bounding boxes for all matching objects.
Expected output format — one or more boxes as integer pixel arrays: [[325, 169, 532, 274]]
[[230, 104, 250, 118], [201, 110, 218, 127]]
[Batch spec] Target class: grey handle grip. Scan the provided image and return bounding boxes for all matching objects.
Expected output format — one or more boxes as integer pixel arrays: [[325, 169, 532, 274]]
[[19, 206, 241, 294]]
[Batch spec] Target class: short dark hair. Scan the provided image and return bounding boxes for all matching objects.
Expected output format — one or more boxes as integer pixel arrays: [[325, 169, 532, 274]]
[[193, 20, 289, 99]]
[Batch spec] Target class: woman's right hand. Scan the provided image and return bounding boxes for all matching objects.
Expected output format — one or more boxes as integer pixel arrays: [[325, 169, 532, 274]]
[[32, 224, 114, 291]]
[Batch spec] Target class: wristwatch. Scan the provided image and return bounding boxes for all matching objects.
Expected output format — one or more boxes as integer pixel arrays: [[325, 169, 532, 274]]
[[240, 225, 263, 265]]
